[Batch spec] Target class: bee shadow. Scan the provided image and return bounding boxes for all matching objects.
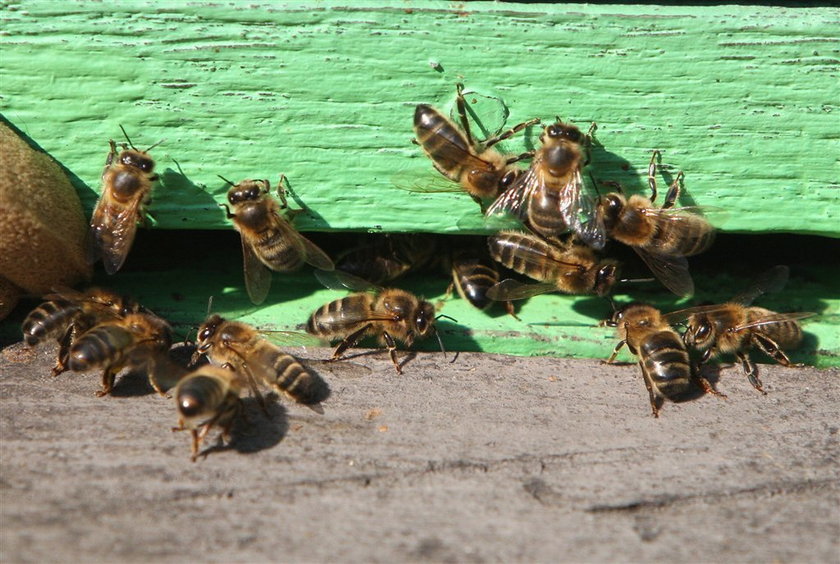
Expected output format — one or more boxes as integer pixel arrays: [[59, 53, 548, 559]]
[[157, 165, 220, 223], [200, 396, 289, 458]]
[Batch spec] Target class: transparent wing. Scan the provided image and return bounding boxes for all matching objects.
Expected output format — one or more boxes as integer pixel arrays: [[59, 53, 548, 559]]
[[634, 247, 695, 297], [486, 279, 557, 301], [485, 164, 541, 220], [241, 236, 272, 305], [314, 269, 383, 293], [299, 234, 335, 271], [730, 265, 790, 306], [730, 311, 816, 332], [86, 192, 144, 274], [663, 304, 733, 325]]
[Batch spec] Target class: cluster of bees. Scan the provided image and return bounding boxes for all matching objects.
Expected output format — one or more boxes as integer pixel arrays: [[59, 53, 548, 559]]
[[21, 85, 814, 459]]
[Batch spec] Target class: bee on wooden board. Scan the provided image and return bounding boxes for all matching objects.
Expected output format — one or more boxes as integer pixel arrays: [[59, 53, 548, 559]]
[[413, 83, 540, 211], [308, 271, 444, 375], [602, 303, 698, 418], [194, 314, 329, 410], [220, 175, 335, 305], [87, 126, 163, 274], [21, 287, 145, 377], [486, 230, 619, 301], [486, 117, 605, 248], [594, 151, 715, 297], [172, 364, 244, 462], [67, 311, 173, 397], [664, 265, 815, 393]]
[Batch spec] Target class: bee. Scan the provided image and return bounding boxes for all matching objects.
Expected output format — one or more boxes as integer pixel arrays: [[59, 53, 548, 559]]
[[595, 151, 715, 297], [485, 230, 619, 300], [308, 272, 440, 374], [221, 175, 335, 305], [602, 303, 693, 418], [448, 243, 517, 317], [413, 83, 539, 210], [67, 311, 173, 396], [172, 365, 244, 462], [21, 287, 144, 377], [335, 234, 438, 286], [194, 314, 328, 408], [87, 126, 162, 274], [486, 118, 605, 248], [665, 265, 815, 393]]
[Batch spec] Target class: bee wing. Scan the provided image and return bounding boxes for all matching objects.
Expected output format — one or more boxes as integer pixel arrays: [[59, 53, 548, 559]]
[[486, 279, 557, 301], [261, 330, 329, 348], [663, 304, 733, 324], [241, 236, 272, 305], [314, 269, 383, 293], [86, 192, 143, 274], [392, 168, 470, 194], [730, 265, 790, 306], [572, 190, 607, 250], [299, 235, 335, 271], [730, 311, 816, 332], [634, 247, 695, 297], [485, 164, 540, 220]]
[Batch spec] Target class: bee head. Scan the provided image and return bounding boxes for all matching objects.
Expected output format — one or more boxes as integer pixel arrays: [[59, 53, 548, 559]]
[[119, 150, 155, 173], [686, 316, 714, 348], [594, 263, 619, 297], [197, 314, 224, 350], [227, 180, 268, 205], [176, 375, 218, 418], [414, 301, 436, 336], [543, 121, 582, 144]]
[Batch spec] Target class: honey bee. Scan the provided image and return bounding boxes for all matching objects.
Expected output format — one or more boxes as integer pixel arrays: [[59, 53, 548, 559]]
[[485, 230, 619, 300], [308, 272, 440, 374], [602, 303, 693, 417], [448, 243, 517, 317], [67, 311, 173, 396], [221, 175, 335, 305], [87, 126, 162, 274], [595, 151, 715, 297], [335, 234, 438, 285], [21, 287, 144, 377], [665, 265, 815, 393], [194, 314, 329, 408], [172, 365, 244, 462], [413, 83, 539, 210], [486, 118, 605, 248]]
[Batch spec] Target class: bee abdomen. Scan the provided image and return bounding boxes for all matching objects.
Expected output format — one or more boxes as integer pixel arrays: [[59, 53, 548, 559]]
[[68, 326, 133, 371], [269, 353, 321, 404], [21, 301, 78, 346], [641, 331, 691, 398], [654, 217, 715, 256], [177, 374, 229, 419], [453, 261, 498, 310], [306, 297, 365, 337], [258, 233, 305, 271]]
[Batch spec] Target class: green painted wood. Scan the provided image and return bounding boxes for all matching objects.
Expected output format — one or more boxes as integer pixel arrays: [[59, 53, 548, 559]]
[[1, 2, 838, 236]]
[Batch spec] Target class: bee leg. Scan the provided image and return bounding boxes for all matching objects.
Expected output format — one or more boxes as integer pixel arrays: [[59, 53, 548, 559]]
[[483, 118, 542, 149], [504, 150, 536, 165], [330, 324, 372, 361], [455, 82, 474, 146], [503, 300, 521, 321], [640, 366, 662, 418], [662, 172, 684, 211], [647, 150, 661, 203], [95, 366, 118, 397], [382, 331, 403, 375], [582, 122, 598, 166], [736, 351, 766, 394], [752, 333, 795, 367], [602, 340, 626, 364], [52, 325, 76, 376], [693, 370, 727, 399]]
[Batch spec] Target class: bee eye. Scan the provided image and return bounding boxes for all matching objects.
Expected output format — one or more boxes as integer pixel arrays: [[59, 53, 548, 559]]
[[564, 128, 581, 142], [500, 171, 517, 188], [415, 315, 427, 332], [547, 125, 560, 137], [696, 324, 711, 341]]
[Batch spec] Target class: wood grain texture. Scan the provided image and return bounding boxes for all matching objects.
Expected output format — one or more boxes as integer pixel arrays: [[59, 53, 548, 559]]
[[1, 1, 838, 235]]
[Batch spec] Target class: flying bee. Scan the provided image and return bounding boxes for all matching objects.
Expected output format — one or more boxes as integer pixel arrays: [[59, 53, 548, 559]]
[[67, 311, 173, 396], [194, 314, 329, 409], [602, 303, 693, 418], [308, 271, 442, 374], [665, 265, 815, 393], [172, 365, 244, 462], [413, 83, 539, 210], [87, 126, 162, 274], [485, 230, 619, 301], [221, 175, 335, 305], [486, 118, 605, 248], [21, 287, 144, 377], [595, 151, 716, 297]]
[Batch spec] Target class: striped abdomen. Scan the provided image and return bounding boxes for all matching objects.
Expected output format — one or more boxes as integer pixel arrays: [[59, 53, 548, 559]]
[[255, 222, 306, 271], [452, 253, 500, 310], [414, 104, 473, 180], [649, 214, 715, 257], [68, 325, 134, 371], [746, 307, 803, 348], [306, 295, 373, 338], [263, 350, 323, 405], [21, 300, 79, 346], [639, 330, 691, 399], [527, 185, 571, 240]]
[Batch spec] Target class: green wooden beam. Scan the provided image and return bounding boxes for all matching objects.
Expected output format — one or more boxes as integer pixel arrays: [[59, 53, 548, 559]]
[[2, 2, 837, 235]]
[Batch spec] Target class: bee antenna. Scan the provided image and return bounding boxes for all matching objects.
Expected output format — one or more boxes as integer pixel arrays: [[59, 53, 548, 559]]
[[144, 139, 165, 153], [433, 328, 448, 360], [588, 171, 603, 198], [619, 277, 655, 285], [119, 125, 137, 150], [435, 314, 458, 323], [205, 296, 214, 317], [217, 175, 236, 186]]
